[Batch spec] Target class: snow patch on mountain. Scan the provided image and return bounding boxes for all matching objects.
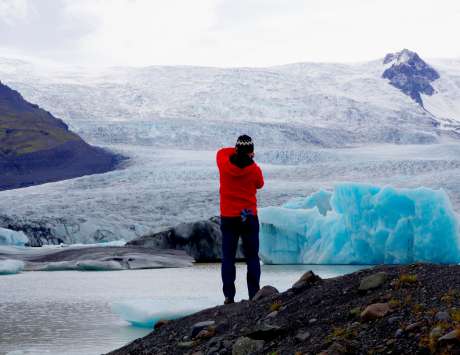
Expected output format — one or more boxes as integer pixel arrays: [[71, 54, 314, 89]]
[[382, 49, 440, 106]]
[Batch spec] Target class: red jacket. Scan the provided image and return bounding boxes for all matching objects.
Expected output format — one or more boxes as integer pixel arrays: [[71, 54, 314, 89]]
[[216, 147, 264, 217]]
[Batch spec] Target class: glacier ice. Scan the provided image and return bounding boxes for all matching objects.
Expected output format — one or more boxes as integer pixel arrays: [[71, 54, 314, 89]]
[[112, 299, 213, 328], [0, 227, 28, 246], [259, 183, 460, 264], [0, 259, 25, 275]]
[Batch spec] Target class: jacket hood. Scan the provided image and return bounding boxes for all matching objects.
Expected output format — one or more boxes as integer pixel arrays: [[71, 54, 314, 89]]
[[223, 158, 256, 177]]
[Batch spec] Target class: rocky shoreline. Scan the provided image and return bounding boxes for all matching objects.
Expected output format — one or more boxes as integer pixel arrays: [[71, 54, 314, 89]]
[[108, 263, 460, 355]]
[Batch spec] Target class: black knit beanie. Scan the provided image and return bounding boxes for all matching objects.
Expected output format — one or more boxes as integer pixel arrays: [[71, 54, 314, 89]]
[[235, 135, 254, 154]]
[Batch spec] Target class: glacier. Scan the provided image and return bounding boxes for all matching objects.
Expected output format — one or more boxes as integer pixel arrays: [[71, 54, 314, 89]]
[[259, 183, 460, 264], [0, 259, 25, 275], [0, 227, 28, 246], [1, 53, 460, 246]]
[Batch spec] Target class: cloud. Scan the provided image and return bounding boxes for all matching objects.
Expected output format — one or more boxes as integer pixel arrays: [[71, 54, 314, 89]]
[[0, 0, 459, 66], [0, 0, 29, 25], [0, 0, 99, 60]]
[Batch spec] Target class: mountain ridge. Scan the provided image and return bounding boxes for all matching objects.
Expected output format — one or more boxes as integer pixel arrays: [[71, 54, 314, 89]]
[[0, 81, 122, 191]]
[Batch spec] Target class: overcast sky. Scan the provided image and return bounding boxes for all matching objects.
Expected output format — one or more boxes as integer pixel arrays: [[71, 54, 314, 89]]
[[1, 0, 459, 67]]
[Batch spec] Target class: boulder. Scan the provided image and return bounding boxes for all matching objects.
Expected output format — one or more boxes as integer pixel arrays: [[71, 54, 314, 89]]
[[232, 337, 264, 355], [253, 285, 279, 301], [434, 311, 451, 322], [358, 272, 387, 291], [439, 329, 460, 342], [246, 324, 284, 340], [360, 303, 390, 321], [128, 217, 244, 261], [292, 271, 321, 290], [191, 320, 215, 338]]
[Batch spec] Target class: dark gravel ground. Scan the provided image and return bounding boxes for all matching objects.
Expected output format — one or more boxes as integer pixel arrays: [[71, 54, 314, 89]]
[[107, 264, 460, 355]]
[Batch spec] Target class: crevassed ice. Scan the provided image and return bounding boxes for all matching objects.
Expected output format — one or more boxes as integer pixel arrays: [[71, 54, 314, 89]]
[[259, 183, 460, 265], [0, 227, 28, 246]]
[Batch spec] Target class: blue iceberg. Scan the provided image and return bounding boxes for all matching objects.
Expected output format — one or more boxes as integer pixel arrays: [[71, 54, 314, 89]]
[[112, 298, 215, 328], [259, 183, 460, 264], [0, 259, 25, 275], [0, 227, 28, 246]]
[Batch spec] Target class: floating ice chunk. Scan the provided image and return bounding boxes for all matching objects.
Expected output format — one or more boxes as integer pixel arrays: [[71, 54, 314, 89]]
[[259, 183, 460, 264], [0, 227, 28, 246], [33, 260, 124, 271], [59, 240, 127, 248], [112, 299, 213, 328], [0, 259, 25, 275]]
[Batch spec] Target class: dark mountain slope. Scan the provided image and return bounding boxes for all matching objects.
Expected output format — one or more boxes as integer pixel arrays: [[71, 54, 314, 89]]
[[0, 81, 122, 190]]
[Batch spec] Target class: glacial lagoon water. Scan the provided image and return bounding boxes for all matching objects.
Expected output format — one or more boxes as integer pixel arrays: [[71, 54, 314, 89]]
[[0, 264, 369, 355]]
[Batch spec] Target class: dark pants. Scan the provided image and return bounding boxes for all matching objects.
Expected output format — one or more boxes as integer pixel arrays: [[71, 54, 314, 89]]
[[221, 215, 261, 300]]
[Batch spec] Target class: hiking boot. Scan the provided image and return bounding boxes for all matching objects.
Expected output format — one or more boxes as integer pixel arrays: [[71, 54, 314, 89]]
[[224, 298, 234, 305]]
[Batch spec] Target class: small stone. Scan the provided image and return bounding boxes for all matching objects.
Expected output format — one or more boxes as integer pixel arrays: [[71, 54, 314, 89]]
[[395, 329, 404, 337], [177, 341, 196, 349], [430, 326, 443, 339], [387, 316, 401, 325], [386, 339, 395, 346], [434, 311, 451, 322], [232, 337, 264, 355], [215, 320, 229, 334], [349, 307, 361, 318], [252, 285, 279, 301], [292, 271, 321, 290], [223, 339, 233, 348], [358, 272, 388, 291], [195, 328, 215, 339], [360, 303, 390, 321], [240, 327, 249, 334], [295, 331, 311, 342], [405, 322, 421, 332], [154, 319, 170, 330], [439, 329, 460, 342], [309, 318, 318, 324], [266, 311, 278, 318], [191, 352, 204, 355], [191, 320, 215, 338], [326, 341, 348, 354], [208, 337, 221, 347]]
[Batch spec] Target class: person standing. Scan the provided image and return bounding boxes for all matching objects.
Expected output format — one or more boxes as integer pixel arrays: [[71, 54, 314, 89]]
[[216, 135, 264, 304]]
